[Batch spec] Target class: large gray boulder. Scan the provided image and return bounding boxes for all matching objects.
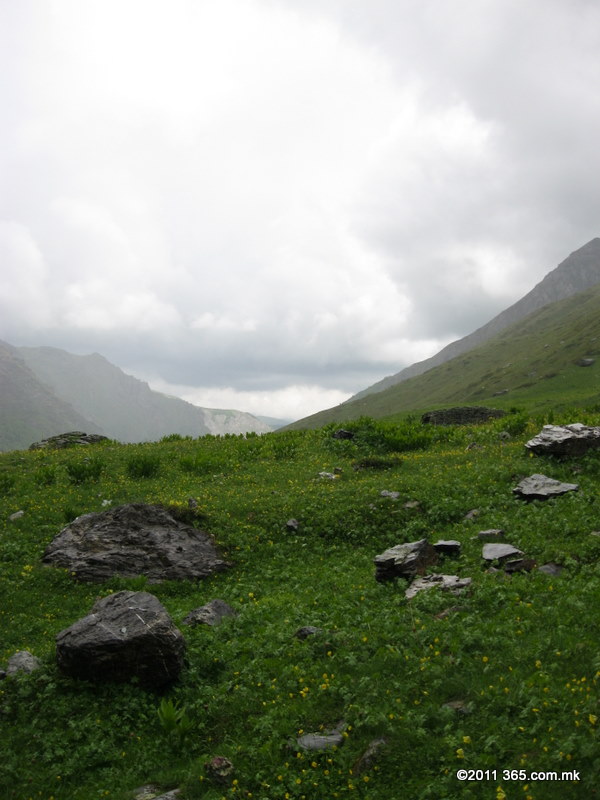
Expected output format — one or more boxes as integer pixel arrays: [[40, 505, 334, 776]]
[[42, 503, 230, 583], [525, 424, 600, 457], [374, 539, 438, 582], [55, 591, 186, 688], [513, 474, 579, 500], [29, 431, 109, 450]]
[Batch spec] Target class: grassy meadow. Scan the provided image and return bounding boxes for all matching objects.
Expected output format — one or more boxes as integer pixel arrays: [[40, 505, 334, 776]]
[[1, 411, 600, 799]]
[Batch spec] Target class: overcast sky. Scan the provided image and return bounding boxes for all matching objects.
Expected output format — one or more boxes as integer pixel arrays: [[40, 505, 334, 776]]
[[1, 0, 599, 421]]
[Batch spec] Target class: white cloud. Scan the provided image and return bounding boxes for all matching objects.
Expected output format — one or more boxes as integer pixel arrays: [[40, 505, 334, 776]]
[[1, 0, 599, 420]]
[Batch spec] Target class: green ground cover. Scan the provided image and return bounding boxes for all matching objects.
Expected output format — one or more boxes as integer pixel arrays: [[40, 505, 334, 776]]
[[1, 412, 599, 799]]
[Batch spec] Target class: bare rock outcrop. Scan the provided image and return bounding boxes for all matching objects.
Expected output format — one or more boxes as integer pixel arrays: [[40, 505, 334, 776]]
[[525, 424, 600, 457], [42, 503, 230, 583]]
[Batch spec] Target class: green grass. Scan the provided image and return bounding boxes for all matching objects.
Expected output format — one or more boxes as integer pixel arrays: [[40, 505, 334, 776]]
[[1, 415, 599, 799]]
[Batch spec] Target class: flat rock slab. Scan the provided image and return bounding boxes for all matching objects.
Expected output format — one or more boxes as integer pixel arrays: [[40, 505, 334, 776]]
[[55, 590, 186, 688], [183, 599, 237, 627], [482, 543, 524, 562], [512, 474, 579, 501], [374, 539, 438, 582], [433, 540, 461, 556], [405, 574, 472, 600], [42, 503, 230, 583], [525, 424, 600, 457], [477, 529, 505, 540]]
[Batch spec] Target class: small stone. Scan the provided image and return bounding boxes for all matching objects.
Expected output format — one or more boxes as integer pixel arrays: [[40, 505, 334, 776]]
[[318, 472, 338, 480], [405, 574, 472, 600], [9, 510, 24, 521], [482, 543, 524, 562], [503, 558, 536, 573], [477, 529, 505, 540], [332, 429, 354, 440], [374, 539, 438, 582], [433, 540, 461, 556], [6, 650, 42, 676], [183, 599, 237, 627], [464, 509, 480, 520], [296, 722, 346, 751], [403, 500, 421, 509], [295, 626, 322, 640], [537, 562, 564, 577], [133, 786, 181, 800], [380, 490, 400, 499], [513, 474, 579, 500], [577, 358, 595, 367], [286, 518, 300, 531], [443, 699, 472, 715]]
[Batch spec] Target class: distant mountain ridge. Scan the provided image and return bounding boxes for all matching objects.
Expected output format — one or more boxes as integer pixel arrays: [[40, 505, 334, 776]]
[[0, 342, 271, 451], [352, 237, 600, 400]]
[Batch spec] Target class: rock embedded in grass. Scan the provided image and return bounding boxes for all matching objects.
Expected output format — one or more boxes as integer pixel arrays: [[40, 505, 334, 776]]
[[512, 474, 579, 500], [482, 543, 524, 562], [433, 540, 461, 556], [374, 539, 438, 582], [6, 650, 42, 676], [42, 503, 231, 583], [296, 721, 347, 751], [55, 590, 186, 688], [183, 599, 237, 627], [525, 423, 600, 457], [404, 574, 472, 600]]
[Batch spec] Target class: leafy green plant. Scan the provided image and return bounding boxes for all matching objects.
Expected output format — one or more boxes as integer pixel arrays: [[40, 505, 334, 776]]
[[126, 452, 162, 479], [158, 697, 192, 742], [65, 457, 104, 484], [0, 470, 16, 494]]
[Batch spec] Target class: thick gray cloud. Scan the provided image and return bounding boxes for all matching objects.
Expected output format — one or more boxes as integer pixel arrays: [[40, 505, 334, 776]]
[[1, 0, 599, 419]]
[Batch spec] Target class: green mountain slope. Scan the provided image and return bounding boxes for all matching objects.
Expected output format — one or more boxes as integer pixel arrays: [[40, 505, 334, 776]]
[[351, 237, 600, 401], [288, 283, 600, 428]]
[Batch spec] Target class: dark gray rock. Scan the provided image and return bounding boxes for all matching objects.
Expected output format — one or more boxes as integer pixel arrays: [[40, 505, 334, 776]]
[[504, 558, 537, 573], [29, 431, 109, 450], [538, 562, 564, 577], [433, 540, 461, 556], [42, 503, 230, 583], [421, 407, 506, 426], [55, 590, 186, 688], [332, 429, 354, 440], [513, 474, 579, 500], [6, 650, 42, 676], [405, 574, 472, 600], [525, 424, 600, 457], [577, 358, 595, 367], [183, 599, 237, 627], [482, 543, 524, 562], [295, 626, 322, 640], [133, 787, 181, 800], [374, 539, 438, 582]]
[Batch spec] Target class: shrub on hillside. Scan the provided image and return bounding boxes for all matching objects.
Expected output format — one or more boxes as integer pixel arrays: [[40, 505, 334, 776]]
[[126, 453, 162, 479], [65, 457, 104, 484]]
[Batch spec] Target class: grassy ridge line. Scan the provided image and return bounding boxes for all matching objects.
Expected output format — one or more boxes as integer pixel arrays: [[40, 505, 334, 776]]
[[1, 415, 599, 799], [286, 284, 600, 430]]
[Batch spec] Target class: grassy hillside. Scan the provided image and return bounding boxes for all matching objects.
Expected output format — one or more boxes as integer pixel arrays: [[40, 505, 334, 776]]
[[287, 285, 600, 430], [1, 411, 599, 799]]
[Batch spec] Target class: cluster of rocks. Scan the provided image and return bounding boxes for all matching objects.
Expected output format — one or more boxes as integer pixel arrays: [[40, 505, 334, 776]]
[[29, 431, 109, 450]]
